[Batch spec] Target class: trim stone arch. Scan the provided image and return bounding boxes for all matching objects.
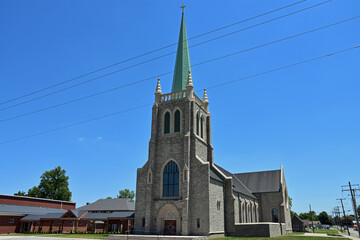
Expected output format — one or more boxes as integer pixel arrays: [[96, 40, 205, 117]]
[[160, 159, 181, 198], [162, 109, 171, 135], [157, 204, 181, 235], [196, 111, 200, 135], [271, 207, 279, 223], [147, 169, 152, 184], [172, 107, 183, 133]]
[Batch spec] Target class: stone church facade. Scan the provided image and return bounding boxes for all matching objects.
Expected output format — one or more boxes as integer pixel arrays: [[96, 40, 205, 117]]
[[135, 9, 291, 237]]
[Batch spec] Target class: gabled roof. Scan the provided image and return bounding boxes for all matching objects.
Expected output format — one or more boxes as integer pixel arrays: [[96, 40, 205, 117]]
[[60, 209, 87, 218], [302, 219, 321, 226], [77, 198, 135, 211], [214, 164, 256, 199], [234, 169, 281, 193], [21, 212, 64, 221], [0, 204, 66, 216], [210, 168, 223, 182], [81, 211, 135, 220]]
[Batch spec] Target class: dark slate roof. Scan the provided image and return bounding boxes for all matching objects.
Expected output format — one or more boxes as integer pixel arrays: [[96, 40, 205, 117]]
[[77, 198, 135, 211], [234, 169, 281, 193], [108, 211, 135, 218], [81, 211, 135, 220], [21, 212, 64, 221], [214, 164, 256, 199], [210, 168, 223, 182], [41, 212, 64, 219], [0, 204, 66, 215], [81, 212, 108, 220], [20, 215, 43, 221]]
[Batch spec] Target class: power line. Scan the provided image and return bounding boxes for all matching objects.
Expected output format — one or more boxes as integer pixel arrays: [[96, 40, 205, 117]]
[[0, 0, 307, 106], [0, 44, 358, 145], [0, 0, 331, 108], [0, 104, 152, 145], [0, 15, 358, 123]]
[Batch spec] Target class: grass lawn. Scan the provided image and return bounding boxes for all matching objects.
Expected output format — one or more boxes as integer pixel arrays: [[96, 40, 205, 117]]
[[312, 229, 339, 235], [212, 232, 347, 240], [18, 233, 109, 239]]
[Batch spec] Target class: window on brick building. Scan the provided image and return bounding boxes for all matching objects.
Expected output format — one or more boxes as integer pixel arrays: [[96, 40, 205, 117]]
[[197, 218, 200, 228], [9, 218, 14, 224], [217, 201, 221, 211], [142, 218, 145, 227]]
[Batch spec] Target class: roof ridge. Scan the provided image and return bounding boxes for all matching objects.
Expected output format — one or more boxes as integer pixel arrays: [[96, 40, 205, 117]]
[[234, 169, 281, 175]]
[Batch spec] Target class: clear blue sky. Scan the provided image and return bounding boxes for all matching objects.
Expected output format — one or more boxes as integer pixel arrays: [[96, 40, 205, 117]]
[[0, 0, 359, 216]]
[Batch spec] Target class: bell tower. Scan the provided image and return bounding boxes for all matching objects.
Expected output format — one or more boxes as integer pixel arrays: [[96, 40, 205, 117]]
[[135, 6, 214, 235]]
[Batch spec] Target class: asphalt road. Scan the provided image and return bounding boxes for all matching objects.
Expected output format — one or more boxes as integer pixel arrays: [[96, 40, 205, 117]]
[[0, 237, 90, 240]]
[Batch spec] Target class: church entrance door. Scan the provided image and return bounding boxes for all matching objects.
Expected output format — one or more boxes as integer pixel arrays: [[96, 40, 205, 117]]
[[164, 220, 176, 235]]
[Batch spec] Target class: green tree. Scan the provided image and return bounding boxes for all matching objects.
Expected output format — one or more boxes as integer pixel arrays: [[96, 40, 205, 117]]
[[299, 213, 310, 220], [15, 166, 71, 201], [318, 211, 332, 225], [14, 191, 27, 196], [288, 197, 293, 209], [291, 210, 298, 218], [105, 196, 113, 199], [117, 189, 135, 201], [299, 211, 318, 220], [357, 205, 360, 219], [341, 215, 355, 226]]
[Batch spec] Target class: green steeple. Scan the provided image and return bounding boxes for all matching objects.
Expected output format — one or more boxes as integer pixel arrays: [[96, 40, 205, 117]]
[[171, 6, 191, 93]]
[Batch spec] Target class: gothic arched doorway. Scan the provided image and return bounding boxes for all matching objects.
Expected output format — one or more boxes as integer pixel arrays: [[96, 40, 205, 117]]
[[157, 204, 181, 235]]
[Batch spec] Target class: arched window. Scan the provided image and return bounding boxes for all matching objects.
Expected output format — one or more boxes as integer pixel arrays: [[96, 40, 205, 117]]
[[164, 112, 170, 134], [238, 199, 242, 223], [196, 113, 200, 135], [163, 161, 179, 197], [272, 208, 279, 222], [197, 218, 200, 228], [200, 116, 204, 138], [148, 171, 152, 183], [174, 110, 180, 133]]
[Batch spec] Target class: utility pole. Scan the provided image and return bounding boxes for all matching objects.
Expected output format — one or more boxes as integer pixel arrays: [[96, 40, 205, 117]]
[[337, 198, 350, 236], [346, 182, 360, 238], [333, 206, 341, 230], [309, 204, 314, 233]]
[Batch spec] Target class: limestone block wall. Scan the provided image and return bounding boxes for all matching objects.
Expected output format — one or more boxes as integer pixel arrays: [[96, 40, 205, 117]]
[[256, 192, 279, 222], [134, 164, 148, 234], [209, 178, 224, 234], [230, 223, 286, 237], [233, 193, 258, 224], [188, 157, 210, 235]]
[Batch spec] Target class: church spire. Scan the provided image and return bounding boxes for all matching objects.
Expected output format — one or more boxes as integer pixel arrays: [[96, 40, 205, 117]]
[[171, 5, 192, 93]]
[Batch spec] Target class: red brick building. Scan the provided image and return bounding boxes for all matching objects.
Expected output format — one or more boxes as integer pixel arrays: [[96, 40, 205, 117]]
[[0, 194, 75, 234], [0, 195, 135, 234]]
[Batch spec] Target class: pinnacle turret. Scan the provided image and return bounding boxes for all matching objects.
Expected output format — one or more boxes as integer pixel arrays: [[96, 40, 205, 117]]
[[203, 89, 209, 104], [186, 70, 193, 88], [155, 78, 162, 94]]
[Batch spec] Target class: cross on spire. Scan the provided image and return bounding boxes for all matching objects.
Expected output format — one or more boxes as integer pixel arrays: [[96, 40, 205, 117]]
[[180, 4, 186, 13]]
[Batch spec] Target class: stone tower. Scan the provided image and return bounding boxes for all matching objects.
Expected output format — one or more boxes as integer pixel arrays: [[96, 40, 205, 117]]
[[134, 8, 215, 235]]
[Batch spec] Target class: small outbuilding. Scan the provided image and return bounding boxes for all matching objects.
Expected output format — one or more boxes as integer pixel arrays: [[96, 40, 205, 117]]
[[291, 215, 305, 232]]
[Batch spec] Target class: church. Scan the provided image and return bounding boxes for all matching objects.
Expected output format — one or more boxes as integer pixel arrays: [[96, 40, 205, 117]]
[[134, 9, 292, 237]]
